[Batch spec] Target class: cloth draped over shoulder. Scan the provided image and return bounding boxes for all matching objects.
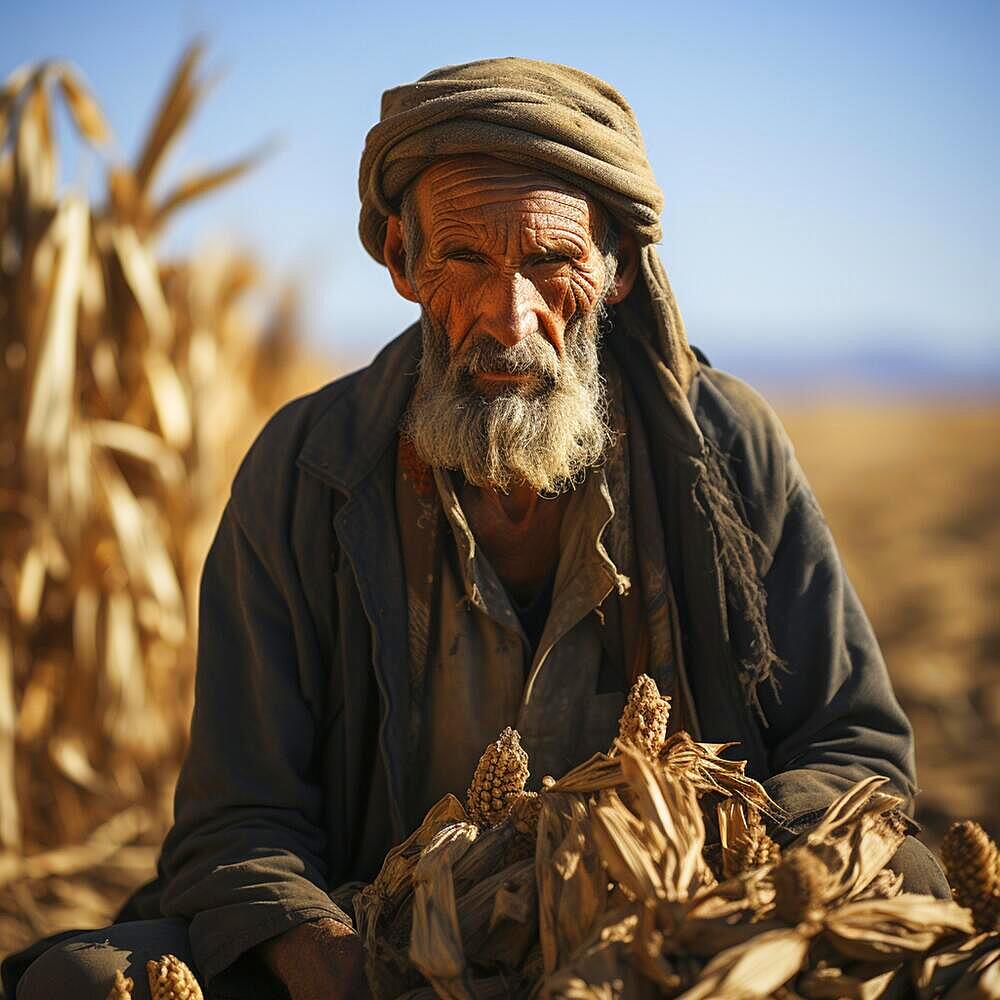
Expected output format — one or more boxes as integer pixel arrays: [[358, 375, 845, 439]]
[[358, 57, 781, 705]]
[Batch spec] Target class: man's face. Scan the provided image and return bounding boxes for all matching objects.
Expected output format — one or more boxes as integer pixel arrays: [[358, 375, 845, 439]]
[[400, 156, 615, 388], [385, 155, 631, 494]]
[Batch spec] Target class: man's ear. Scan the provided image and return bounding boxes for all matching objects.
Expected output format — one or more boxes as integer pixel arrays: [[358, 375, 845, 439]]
[[383, 215, 420, 303], [603, 230, 640, 305]]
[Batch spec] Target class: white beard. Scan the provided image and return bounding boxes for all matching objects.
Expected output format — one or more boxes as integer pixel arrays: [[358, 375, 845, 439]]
[[402, 304, 614, 495]]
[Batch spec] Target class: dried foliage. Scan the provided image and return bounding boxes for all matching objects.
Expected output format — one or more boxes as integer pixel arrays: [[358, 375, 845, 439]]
[[0, 46, 308, 950], [354, 674, 999, 999]]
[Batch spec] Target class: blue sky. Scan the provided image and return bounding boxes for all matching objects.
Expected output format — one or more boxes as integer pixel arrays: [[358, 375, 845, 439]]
[[5, 1, 998, 374]]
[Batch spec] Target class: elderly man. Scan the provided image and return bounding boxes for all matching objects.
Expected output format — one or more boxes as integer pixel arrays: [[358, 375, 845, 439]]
[[6, 58, 947, 1000]]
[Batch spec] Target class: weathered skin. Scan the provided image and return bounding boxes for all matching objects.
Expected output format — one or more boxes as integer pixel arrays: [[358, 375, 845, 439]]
[[386, 156, 626, 361], [259, 916, 364, 1000]]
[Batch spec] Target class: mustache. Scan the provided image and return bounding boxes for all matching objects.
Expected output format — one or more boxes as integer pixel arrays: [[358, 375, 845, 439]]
[[451, 333, 561, 384]]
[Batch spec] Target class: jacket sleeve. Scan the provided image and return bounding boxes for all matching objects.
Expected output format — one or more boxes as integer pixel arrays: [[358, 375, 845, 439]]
[[156, 498, 350, 986], [756, 451, 918, 837]]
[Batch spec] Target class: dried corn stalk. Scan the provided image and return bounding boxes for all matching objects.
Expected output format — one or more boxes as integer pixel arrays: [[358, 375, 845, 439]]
[[0, 44, 308, 950]]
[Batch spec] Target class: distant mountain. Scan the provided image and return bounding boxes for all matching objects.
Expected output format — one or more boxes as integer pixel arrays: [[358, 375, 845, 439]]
[[707, 343, 1000, 398]]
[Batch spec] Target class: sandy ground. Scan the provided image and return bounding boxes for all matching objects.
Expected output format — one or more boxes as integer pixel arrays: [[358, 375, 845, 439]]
[[1, 399, 997, 959]]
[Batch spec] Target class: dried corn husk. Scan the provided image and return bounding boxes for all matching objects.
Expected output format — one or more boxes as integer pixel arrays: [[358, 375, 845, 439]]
[[538, 907, 655, 1000], [459, 855, 537, 967], [353, 676, 999, 1000], [797, 962, 905, 1000], [620, 745, 713, 899], [820, 894, 974, 962], [772, 777, 910, 920], [548, 730, 778, 822], [675, 926, 812, 1000], [537, 792, 608, 975], [659, 732, 780, 819], [409, 821, 480, 997], [355, 795, 467, 945], [354, 795, 468, 999], [913, 931, 1000, 999], [854, 868, 905, 902], [945, 952, 1000, 1000]]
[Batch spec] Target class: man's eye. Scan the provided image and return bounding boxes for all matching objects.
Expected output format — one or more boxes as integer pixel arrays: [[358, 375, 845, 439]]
[[533, 253, 572, 266]]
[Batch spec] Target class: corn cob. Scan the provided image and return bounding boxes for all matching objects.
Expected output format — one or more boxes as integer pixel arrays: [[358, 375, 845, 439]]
[[466, 727, 530, 829], [147, 954, 204, 1000], [614, 673, 671, 759], [772, 849, 828, 924], [719, 800, 782, 878], [941, 820, 1000, 932], [105, 970, 133, 1000], [508, 789, 542, 861], [751, 833, 782, 868]]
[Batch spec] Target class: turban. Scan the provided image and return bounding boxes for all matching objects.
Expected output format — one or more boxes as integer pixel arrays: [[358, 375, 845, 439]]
[[358, 57, 698, 393]]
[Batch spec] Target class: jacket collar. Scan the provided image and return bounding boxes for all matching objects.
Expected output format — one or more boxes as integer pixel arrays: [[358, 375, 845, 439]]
[[296, 321, 422, 492]]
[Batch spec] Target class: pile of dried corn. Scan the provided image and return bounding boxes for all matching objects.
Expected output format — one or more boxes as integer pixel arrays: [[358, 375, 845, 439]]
[[0, 45, 308, 948], [354, 675, 1000, 999]]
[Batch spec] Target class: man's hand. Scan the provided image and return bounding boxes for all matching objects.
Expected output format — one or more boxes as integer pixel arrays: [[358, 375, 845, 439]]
[[258, 917, 371, 1000]]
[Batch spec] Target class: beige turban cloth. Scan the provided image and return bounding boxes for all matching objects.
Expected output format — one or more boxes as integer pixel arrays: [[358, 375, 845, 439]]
[[358, 57, 698, 393]]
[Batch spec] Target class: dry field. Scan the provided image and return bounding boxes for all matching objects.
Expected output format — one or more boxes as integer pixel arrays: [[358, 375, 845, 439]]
[[780, 401, 1000, 850]]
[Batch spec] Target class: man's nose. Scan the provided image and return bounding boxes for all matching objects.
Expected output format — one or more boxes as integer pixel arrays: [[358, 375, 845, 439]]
[[479, 272, 540, 348]]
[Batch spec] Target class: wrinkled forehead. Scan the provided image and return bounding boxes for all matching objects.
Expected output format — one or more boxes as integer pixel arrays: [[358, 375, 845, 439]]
[[411, 155, 605, 238]]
